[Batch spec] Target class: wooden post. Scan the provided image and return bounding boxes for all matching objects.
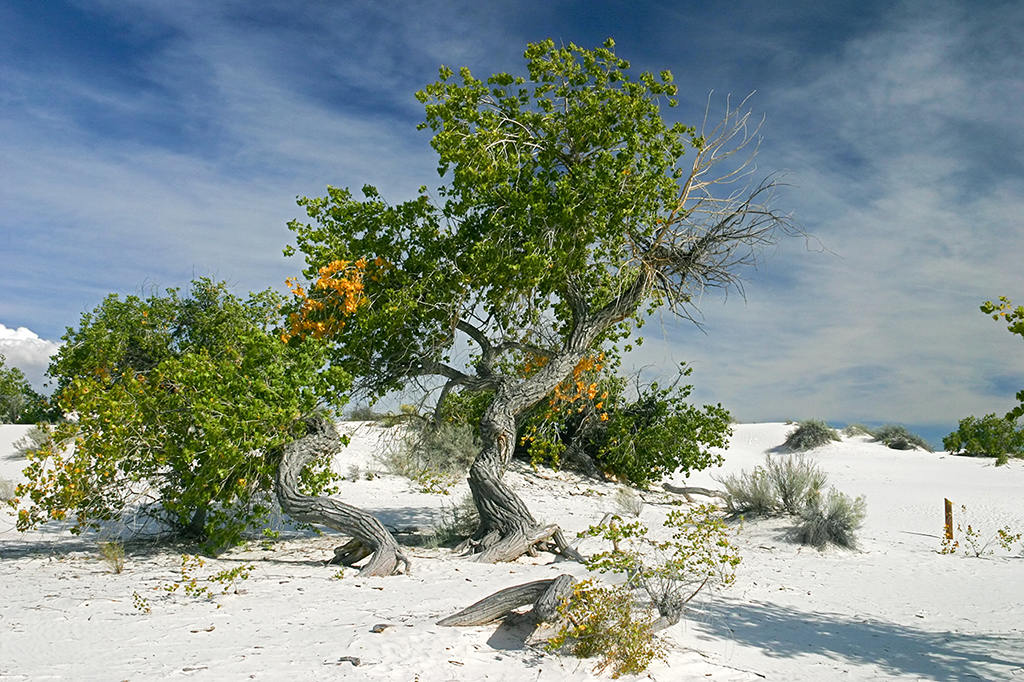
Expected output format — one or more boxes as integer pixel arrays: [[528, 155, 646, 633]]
[[944, 499, 954, 540]]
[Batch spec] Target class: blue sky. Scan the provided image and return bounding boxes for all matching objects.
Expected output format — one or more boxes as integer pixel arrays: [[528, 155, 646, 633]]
[[1, 0, 1022, 446]]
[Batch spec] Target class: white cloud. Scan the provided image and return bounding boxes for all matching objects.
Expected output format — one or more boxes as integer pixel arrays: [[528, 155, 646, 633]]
[[0, 325, 60, 391]]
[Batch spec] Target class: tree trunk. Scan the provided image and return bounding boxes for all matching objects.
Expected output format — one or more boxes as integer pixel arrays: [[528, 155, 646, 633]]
[[275, 415, 409, 577], [437, 573, 577, 626]]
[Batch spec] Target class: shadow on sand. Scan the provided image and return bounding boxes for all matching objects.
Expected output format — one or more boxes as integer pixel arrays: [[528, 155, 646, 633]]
[[692, 597, 1024, 680]]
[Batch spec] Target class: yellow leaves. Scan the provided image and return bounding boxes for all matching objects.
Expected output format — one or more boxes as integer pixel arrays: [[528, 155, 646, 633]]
[[284, 259, 369, 342]]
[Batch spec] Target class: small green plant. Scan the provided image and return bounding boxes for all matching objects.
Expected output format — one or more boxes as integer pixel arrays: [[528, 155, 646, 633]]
[[550, 505, 741, 676], [329, 569, 347, 580], [98, 541, 126, 574], [871, 424, 933, 452], [0, 477, 17, 502], [794, 488, 866, 549], [783, 420, 840, 451], [941, 505, 1023, 557], [162, 554, 255, 604], [547, 580, 665, 678], [258, 528, 280, 550], [614, 487, 644, 517], [132, 590, 151, 613]]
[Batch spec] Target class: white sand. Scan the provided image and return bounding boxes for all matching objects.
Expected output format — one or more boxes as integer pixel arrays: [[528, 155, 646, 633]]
[[2, 422, 1023, 681]]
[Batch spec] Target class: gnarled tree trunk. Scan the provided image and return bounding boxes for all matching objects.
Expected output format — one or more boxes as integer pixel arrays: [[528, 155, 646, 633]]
[[276, 415, 409, 576]]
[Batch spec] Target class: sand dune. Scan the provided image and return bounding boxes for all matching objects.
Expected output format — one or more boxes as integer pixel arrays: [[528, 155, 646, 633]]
[[2, 422, 1023, 681]]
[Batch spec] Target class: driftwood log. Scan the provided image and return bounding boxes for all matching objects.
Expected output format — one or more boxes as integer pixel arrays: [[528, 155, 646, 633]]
[[661, 483, 727, 502], [276, 415, 410, 577], [437, 573, 578, 627]]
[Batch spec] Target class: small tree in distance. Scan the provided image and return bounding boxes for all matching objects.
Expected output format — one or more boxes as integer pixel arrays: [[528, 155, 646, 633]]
[[284, 39, 799, 573]]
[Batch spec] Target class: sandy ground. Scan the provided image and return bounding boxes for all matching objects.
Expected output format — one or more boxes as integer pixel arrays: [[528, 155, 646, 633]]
[[2, 422, 1023, 681]]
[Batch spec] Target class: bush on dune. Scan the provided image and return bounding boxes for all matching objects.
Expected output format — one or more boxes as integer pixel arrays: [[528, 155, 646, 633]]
[[783, 420, 840, 452], [718, 453, 865, 550], [943, 413, 1024, 466], [871, 424, 933, 452]]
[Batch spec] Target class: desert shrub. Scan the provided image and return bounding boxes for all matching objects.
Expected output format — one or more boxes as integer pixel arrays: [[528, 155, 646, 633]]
[[556, 504, 741, 676], [794, 488, 866, 549], [943, 414, 1024, 465], [766, 454, 828, 515], [13, 280, 348, 552], [614, 486, 644, 517], [548, 580, 665, 678], [718, 454, 827, 517], [783, 420, 840, 451], [718, 465, 779, 516], [427, 494, 479, 547], [98, 541, 125, 574], [11, 425, 51, 459], [0, 354, 50, 424], [872, 424, 933, 452], [380, 421, 479, 493], [841, 423, 872, 437], [0, 477, 17, 502], [522, 362, 731, 488], [345, 404, 385, 421]]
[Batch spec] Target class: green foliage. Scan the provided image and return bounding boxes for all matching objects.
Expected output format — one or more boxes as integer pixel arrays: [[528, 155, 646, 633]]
[[941, 504, 1023, 557], [794, 488, 866, 550], [547, 579, 665, 678], [0, 354, 48, 424], [523, 363, 731, 487], [162, 554, 255, 603], [782, 420, 840, 452], [554, 504, 741, 676], [979, 296, 1024, 421], [871, 424, 933, 452], [719, 454, 827, 517], [943, 413, 1024, 465], [12, 279, 349, 552]]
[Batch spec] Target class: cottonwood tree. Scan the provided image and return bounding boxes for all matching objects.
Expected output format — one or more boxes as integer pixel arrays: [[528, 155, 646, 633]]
[[14, 280, 350, 552], [284, 40, 797, 572]]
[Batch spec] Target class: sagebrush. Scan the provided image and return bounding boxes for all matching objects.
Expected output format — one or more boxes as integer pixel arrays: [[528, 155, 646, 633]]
[[783, 420, 840, 451], [794, 489, 866, 549]]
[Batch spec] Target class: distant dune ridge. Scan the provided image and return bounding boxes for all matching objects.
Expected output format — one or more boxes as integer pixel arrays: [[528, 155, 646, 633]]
[[1, 422, 1023, 680]]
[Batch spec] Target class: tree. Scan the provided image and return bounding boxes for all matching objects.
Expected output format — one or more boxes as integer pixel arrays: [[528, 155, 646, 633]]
[[981, 296, 1024, 421], [943, 296, 1024, 465], [0, 354, 46, 424], [284, 39, 796, 568], [13, 279, 350, 552]]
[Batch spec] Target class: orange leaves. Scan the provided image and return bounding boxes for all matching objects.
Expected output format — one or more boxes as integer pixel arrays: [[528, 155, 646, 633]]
[[282, 259, 368, 342]]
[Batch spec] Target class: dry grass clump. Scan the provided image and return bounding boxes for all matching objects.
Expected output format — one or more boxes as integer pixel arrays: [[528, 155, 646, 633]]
[[794, 489, 866, 549]]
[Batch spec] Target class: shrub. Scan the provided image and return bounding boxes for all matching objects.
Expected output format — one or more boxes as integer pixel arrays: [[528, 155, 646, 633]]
[[521, 362, 731, 488], [841, 423, 872, 437], [766, 454, 828, 515], [718, 465, 779, 517], [556, 504, 741, 676], [783, 420, 840, 451], [794, 488, 866, 549], [380, 421, 479, 493], [98, 541, 125, 574], [13, 280, 349, 552], [548, 580, 665, 678], [718, 454, 827, 517], [427, 494, 479, 547], [0, 477, 17, 502], [872, 424, 933, 452], [614, 487, 644, 517], [943, 413, 1024, 465]]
